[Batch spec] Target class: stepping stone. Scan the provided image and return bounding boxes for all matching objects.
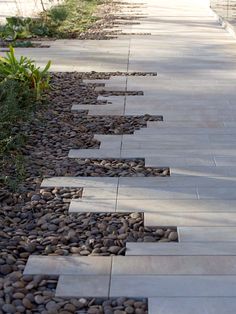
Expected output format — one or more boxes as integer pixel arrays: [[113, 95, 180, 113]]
[[117, 186, 198, 199], [179, 227, 236, 242], [116, 199, 236, 213], [117, 199, 236, 213], [112, 256, 236, 275], [119, 177, 236, 188], [71, 104, 124, 116], [139, 126, 236, 135], [41, 177, 119, 188], [24, 256, 112, 275], [146, 156, 216, 166], [145, 212, 236, 227], [69, 199, 116, 213], [149, 297, 236, 314], [69, 148, 121, 158], [82, 187, 117, 199], [56, 275, 110, 297], [126, 242, 236, 256], [110, 275, 236, 297]]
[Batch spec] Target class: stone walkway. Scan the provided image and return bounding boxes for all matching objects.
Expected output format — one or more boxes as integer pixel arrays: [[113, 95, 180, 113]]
[[23, 0, 236, 312]]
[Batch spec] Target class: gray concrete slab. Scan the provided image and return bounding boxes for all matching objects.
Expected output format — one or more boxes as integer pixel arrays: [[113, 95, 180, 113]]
[[110, 275, 236, 297], [112, 256, 236, 275], [126, 242, 236, 255], [145, 212, 236, 227], [117, 187, 198, 199], [41, 177, 119, 188], [69, 199, 116, 213], [179, 227, 236, 242], [149, 297, 236, 314], [24, 256, 112, 275], [116, 199, 236, 212], [56, 275, 110, 297]]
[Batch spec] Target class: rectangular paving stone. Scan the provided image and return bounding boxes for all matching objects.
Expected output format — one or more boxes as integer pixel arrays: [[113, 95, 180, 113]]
[[149, 297, 236, 314], [82, 187, 117, 199], [116, 199, 236, 213], [117, 187, 198, 199], [95, 135, 122, 150], [69, 199, 116, 213], [179, 227, 236, 242], [118, 176, 236, 188], [122, 147, 236, 155], [110, 275, 236, 297], [24, 256, 112, 275], [198, 187, 236, 199], [41, 177, 119, 188], [112, 256, 236, 275], [71, 104, 124, 116], [126, 242, 236, 256], [171, 166, 236, 177], [69, 149, 121, 158], [56, 275, 110, 297], [138, 126, 236, 135], [215, 156, 236, 166], [145, 212, 236, 227], [145, 156, 215, 166]]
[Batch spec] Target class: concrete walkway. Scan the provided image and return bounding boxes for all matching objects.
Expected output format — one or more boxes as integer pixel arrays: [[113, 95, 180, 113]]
[[23, 0, 236, 312]]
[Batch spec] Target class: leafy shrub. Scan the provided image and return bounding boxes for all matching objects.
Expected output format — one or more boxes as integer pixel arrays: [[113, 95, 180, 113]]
[[0, 46, 51, 100], [0, 79, 34, 153], [0, 17, 33, 41], [0, 79, 33, 190], [0, 16, 50, 41], [48, 5, 69, 23]]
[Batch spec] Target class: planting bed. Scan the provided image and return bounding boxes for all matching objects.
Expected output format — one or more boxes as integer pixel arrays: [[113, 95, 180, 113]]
[[0, 71, 173, 313], [1, 72, 164, 185], [0, 186, 176, 313]]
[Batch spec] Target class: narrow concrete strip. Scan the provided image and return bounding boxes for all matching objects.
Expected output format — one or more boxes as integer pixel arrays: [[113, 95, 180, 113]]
[[82, 187, 117, 199], [145, 212, 236, 227], [112, 256, 236, 275], [116, 199, 236, 213], [149, 297, 236, 314], [117, 187, 198, 199], [110, 275, 236, 297], [41, 177, 119, 188], [126, 242, 236, 256], [69, 199, 116, 213], [23, 256, 112, 275], [119, 177, 236, 188], [146, 156, 216, 166], [69, 149, 121, 158], [171, 166, 236, 177], [56, 275, 110, 297], [179, 227, 236, 242]]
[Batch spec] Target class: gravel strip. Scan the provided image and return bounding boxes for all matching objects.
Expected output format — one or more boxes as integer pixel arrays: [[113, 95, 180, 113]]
[[0, 269, 148, 314], [1, 72, 165, 185], [0, 69, 172, 312], [75, 159, 169, 177], [0, 186, 175, 312]]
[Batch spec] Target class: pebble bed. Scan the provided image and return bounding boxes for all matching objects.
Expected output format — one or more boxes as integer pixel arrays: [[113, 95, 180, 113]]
[[0, 187, 177, 313], [0, 71, 171, 313], [75, 159, 169, 177], [1, 72, 165, 182]]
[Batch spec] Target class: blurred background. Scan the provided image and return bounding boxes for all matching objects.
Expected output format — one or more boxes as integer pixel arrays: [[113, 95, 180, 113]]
[[0, 0, 62, 23], [211, 0, 236, 25]]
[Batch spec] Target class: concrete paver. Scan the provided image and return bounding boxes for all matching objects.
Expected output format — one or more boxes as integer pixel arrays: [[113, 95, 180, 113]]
[[22, 0, 236, 305]]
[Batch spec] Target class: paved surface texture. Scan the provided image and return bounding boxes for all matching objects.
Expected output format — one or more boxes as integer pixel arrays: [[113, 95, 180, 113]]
[[23, 0, 236, 312]]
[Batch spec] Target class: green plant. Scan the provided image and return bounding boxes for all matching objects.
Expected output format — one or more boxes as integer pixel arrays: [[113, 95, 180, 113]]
[[48, 5, 69, 23], [0, 79, 33, 153], [0, 153, 26, 191], [0, 17, 33, 41], [0, 46, 51, 100]]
